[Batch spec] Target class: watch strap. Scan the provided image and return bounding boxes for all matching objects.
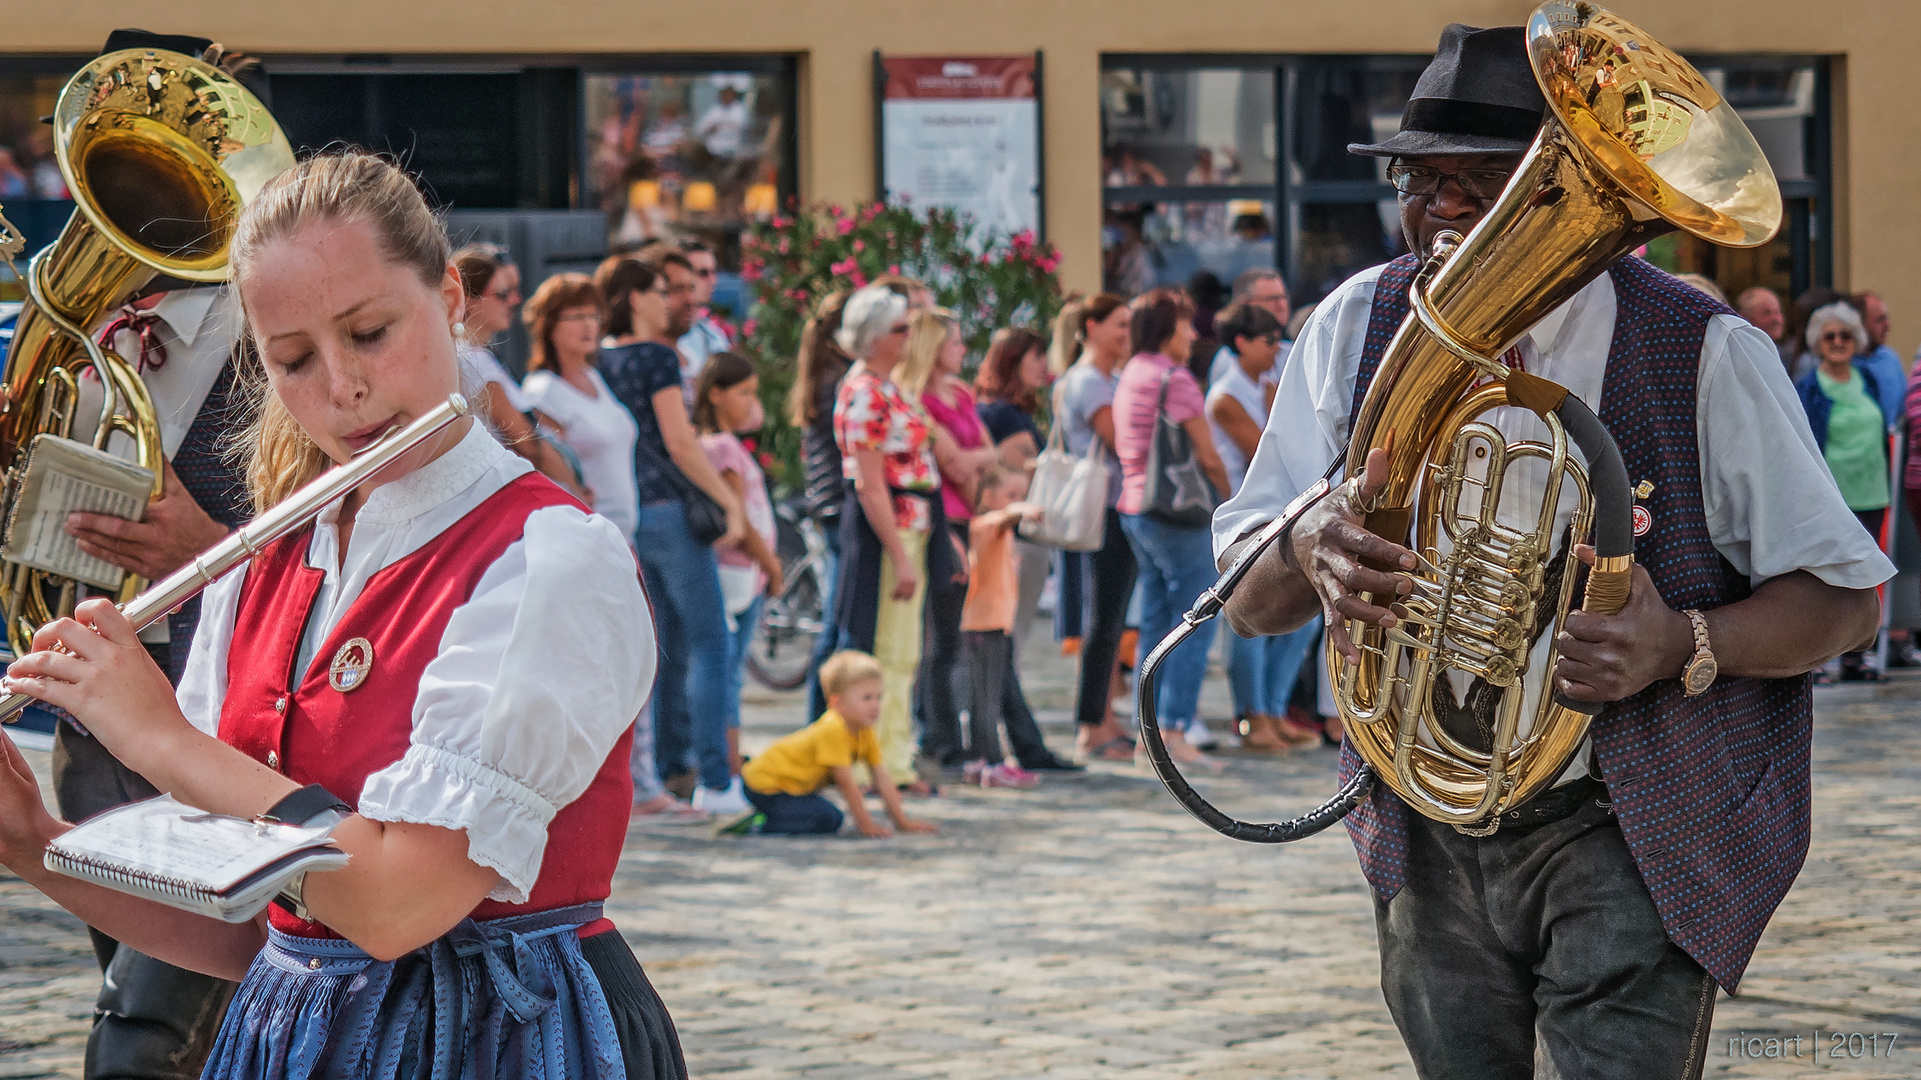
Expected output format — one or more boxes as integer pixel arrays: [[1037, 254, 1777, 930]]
[[258, 784, 351, 828], [1684, 609, 1711, 657]]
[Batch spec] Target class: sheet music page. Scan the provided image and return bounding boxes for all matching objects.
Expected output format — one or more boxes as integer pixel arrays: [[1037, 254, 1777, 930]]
[[0, 435, 152, 589]]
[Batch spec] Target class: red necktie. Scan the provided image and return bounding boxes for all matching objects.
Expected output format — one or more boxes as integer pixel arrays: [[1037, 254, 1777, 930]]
[[98, 307, 169, 373]]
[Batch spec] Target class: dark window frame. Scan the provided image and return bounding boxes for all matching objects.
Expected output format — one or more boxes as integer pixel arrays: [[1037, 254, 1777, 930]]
[[1100, 51, 1834, 299]]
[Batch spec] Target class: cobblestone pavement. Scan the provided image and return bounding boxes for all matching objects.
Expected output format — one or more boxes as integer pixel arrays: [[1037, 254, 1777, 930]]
[[1, 634, 1917, 1079]]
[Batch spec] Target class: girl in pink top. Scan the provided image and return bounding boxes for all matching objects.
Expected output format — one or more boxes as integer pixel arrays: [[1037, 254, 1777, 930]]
[[1109, 289, 1232, 769], [696, 352, 784, 772]]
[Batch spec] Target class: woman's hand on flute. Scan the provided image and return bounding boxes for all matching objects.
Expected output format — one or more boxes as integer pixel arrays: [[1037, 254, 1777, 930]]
[[0, 725, 61, 867], [4, 598, 191, 774]]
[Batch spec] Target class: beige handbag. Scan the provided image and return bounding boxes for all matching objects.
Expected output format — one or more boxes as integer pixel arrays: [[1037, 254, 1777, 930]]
[[1018, 383, 1111, 551]]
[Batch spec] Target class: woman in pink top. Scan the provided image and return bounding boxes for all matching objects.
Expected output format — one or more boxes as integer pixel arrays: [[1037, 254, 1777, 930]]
[[896, 308, 1001, 769], [1111, 288, 1232, 768]]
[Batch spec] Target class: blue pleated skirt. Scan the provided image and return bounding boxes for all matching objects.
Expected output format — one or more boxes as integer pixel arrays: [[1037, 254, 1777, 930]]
[[200, 903, 635, 1080]]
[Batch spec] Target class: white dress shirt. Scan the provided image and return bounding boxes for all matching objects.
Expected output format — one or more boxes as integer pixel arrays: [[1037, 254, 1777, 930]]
[[82, 287, 243, 644], [1213, 265, 1895, 782], [176, 422, 656, 902], [87, 286, 240, 460]]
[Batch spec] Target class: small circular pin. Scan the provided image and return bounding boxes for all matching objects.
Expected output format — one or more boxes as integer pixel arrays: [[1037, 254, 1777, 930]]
[[329, 638, 375, 693]]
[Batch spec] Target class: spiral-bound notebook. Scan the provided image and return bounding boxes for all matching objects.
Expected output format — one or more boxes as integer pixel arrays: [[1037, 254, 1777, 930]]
[[45, 794, 349, 923]]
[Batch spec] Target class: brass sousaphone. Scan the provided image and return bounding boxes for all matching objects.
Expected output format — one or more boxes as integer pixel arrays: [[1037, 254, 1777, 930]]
[[1138, 2, 1782, 840], [0, 48, 293, 658]]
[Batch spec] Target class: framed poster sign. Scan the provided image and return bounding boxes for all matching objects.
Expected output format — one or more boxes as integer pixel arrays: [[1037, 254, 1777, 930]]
[[877, 54, 1043, 239]]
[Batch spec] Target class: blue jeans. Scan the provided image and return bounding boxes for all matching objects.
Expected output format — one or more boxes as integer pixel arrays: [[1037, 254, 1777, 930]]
[[723, 593, 765, 731], [803, 519, 843, 722], [1119, 513, 1219, 730], [1227, 617, 1323, 717], [634, 500, 733, 791], [745, 788, 845, 835]]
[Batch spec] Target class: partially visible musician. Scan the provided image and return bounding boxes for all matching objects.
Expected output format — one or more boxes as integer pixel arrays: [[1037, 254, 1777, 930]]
[[1213, 24, 1892, 1079], [0, 149, 684, 1079], [24, 29, 260, 1080]]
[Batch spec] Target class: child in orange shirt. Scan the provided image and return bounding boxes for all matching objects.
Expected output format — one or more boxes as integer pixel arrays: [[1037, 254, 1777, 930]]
[[961, 467, 1083, 786]]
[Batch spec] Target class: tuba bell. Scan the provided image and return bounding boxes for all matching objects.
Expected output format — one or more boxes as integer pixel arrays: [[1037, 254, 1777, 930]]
[[0, 47, 293, 658], [1138, 1, 1782, 841]]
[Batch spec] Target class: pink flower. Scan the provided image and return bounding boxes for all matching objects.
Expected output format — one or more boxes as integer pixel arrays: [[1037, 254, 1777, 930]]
[[850, 270, 868, 287], [1039, 255, 1061, 274], [740, 258, 765, 282], [888, 264, 901, 275], [772, 216, 790, 229], [778, 238, 790, 254], [757, 450, 777, 470], [837, 218, 855, 236], [830, 257, 859, 277], [827, 204, 844, 218], [852, 239, 865, 252], [860, 204, 881, 222], [742, 318, 758, 338]]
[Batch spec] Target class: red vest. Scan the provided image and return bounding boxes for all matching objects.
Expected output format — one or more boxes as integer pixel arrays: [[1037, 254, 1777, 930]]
[[219, 474, 634, 937]]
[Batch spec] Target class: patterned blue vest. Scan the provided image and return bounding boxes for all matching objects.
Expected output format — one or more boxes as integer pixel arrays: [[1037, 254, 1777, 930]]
[[161, 356, 251, 684], [1339, 254, 1812, 990]]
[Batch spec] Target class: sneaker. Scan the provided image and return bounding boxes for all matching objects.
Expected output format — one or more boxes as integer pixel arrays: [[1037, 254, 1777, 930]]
[[1186, 717, 1233, 751], [978, 762, 1040, 789], [715, 811, 765, 836], [692, 776, 751, 815], [961, 759, 988, 785]]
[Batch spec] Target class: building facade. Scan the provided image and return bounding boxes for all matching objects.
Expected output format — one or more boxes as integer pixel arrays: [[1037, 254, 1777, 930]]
[[0, 0, 1911, 355]]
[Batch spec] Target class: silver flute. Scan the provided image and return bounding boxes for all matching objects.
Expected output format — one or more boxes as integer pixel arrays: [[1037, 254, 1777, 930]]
[[0, 393, 470, 723]]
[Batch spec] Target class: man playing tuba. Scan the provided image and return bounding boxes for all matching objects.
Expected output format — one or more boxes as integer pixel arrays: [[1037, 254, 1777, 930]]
[[14, 28, 265, 1080], [1213, 22, 1892, 1079]]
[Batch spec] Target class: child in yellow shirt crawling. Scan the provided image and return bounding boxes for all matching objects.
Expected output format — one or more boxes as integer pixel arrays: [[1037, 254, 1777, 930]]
[[727, 651, 940, 837]]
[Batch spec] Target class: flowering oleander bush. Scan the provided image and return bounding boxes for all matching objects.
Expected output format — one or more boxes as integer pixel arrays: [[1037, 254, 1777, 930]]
[[737, 202, 1065, 486]]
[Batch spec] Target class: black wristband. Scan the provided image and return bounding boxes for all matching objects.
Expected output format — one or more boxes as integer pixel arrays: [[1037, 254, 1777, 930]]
[[259, 784, 351, 827]]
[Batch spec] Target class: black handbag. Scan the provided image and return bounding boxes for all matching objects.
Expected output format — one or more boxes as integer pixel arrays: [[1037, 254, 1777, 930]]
[[1140, 369, 1221, 528], [669, 467, 729, 546]]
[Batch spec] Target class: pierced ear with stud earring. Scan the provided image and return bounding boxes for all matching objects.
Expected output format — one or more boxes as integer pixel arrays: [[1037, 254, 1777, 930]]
[[453, 322, 466, 337]]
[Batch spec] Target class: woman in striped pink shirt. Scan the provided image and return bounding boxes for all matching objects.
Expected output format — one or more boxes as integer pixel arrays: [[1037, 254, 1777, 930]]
[[1111, 288, 1232, 768]]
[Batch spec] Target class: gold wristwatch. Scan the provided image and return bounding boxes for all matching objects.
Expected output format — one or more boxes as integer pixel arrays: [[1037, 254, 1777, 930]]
[[1680, 609, 1717, 696]]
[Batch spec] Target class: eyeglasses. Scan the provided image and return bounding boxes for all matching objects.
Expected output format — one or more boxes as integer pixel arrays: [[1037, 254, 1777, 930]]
[[1386, 164, 1514, 199], [1821, 331, 1856, 343], [665, 283, 699, 297]]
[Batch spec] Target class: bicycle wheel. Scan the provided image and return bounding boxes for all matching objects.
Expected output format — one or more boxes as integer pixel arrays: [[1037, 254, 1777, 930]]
[[746, 561, 823, 691]]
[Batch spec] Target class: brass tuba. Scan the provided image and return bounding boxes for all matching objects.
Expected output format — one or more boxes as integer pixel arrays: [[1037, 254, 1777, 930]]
[[0, 47, 293, 657], [1138, 1, 1782, 842]]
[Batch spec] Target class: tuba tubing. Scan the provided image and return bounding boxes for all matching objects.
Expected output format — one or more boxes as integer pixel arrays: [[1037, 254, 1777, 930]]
[[1135, 457, 1382, 843]]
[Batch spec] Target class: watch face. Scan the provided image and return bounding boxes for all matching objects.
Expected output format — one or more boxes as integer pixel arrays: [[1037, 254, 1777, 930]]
[[1684, 657, 1718, 695]]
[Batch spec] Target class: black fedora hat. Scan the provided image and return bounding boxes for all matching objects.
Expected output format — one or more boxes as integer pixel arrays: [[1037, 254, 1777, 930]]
[[1349, 24, 1545, 158]]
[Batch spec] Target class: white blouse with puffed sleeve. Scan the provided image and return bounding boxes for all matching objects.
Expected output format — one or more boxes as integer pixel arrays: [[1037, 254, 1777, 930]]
[[175, 420, 656, 903]]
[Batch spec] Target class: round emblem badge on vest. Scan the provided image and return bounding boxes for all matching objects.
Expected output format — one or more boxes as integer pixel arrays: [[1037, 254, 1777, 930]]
[[1632, 505, 1652, 537], [328, 637, 375, 693]]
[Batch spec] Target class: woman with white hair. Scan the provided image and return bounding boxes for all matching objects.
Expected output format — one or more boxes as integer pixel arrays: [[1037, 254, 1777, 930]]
[[1795, 300, 1891, 680], [827, 283, 963, 794]]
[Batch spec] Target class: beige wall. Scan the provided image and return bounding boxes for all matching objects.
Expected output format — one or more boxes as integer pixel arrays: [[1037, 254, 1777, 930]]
[[16, 0, 1919, 355]]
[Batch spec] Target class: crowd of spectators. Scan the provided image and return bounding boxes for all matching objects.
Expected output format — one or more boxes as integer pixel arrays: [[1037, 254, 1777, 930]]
[[456, 231, 1914, 833]]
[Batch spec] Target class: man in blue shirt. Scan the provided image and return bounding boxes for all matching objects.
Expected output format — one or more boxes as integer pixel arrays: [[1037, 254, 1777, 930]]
[[1854, 291, 1905, 428]]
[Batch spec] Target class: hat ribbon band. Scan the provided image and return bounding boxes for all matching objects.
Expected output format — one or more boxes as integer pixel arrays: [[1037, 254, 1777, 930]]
[[1401, 98, 1544, 144]]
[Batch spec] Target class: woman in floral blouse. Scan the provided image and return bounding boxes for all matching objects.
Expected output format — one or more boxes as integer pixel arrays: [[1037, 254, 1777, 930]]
[[829, 283, 965, 792]]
